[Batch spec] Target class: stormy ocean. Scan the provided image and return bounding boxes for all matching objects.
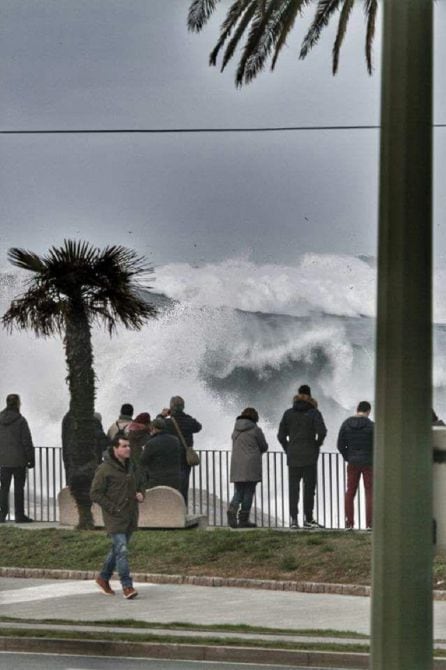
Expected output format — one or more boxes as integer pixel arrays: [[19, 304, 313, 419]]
[[1, 252, 446, 452]]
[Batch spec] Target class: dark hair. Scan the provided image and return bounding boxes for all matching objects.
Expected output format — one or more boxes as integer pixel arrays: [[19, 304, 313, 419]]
[[152, 417, 166, 431], [120, 403, 133, 417], [111, 433, 129, 448], [240, 407, 259, 423], [298, 384, 311, 396], [6, 394, 20, 409], [357, 401, 371, 413], [170, 396, 185, 412]]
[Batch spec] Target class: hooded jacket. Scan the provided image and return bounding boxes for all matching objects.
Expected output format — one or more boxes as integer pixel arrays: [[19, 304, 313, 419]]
[[337, 415, 374, 466], [277, 396, 327, 467], [90, 449, 142, 534], [0, 408, 34, 468], [230, 417, 268, 483]]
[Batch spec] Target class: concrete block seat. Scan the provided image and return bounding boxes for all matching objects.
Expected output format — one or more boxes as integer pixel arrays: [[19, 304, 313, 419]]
[[58, 486, 207, 529], [139, 486, 207, 529]]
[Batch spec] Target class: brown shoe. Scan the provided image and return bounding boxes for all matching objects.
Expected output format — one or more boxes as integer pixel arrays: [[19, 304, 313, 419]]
[[95, 576, 115, 595], [122, 586, 138, 599]]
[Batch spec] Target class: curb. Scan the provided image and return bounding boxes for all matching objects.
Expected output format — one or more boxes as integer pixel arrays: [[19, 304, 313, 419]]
[[1, 566, 446, 600], [0, 566, 370, 596], [0, 635, 372, 668]]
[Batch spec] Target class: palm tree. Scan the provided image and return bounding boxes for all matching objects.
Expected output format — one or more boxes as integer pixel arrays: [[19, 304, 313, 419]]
[[2, 240, 157, 529], [187, 0, 378, 83]]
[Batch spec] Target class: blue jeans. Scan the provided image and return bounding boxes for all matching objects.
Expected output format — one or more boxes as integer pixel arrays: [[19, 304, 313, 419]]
[[230, 481, 257, 512], [100, 533, 133, 588]]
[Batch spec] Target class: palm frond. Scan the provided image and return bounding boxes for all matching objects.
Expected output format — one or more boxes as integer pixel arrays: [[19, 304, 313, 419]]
[[299, 0, 342, 61], [188, 0, 221, 32], [332, 0, 354, 74], [7, 248, 46, 273], [220, 1, 258, 72], [2, 285, 65, 337], [3, 240, 157, 338], [363, 0, 378, 74], [271, 0, 312, 70], [234, 0, 285, 86], [209, 0, 254, 67]]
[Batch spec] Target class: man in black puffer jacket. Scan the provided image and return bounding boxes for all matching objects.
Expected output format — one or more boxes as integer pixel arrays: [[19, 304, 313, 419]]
[[160, 396, 202, 505], [337, 400, 374, 530], [278, 384, 327, 529]]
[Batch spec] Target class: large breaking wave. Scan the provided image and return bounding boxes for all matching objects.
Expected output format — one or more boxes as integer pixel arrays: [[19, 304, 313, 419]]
[[1, 253, 446, 451]]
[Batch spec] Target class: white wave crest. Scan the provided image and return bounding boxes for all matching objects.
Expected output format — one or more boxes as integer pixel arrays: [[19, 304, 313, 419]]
[[155, 254, 376, 318]]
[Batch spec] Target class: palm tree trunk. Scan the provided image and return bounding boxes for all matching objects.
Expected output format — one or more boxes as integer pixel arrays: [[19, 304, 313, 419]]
[[63, 303, 97, 530]]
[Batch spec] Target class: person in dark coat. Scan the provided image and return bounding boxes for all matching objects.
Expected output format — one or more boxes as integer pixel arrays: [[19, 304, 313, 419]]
[[277, 384, 327, 529], [337, 400, 374, 530], [228, 407, 268, 528], [127, 412, 151, 468], [93, 413, 110, 462], [140, 417, 182, 491], [160, 396, 202, 505], [0, 394, 35, 523], [61, 411, 109, 480], [90, 434, 144, 599]]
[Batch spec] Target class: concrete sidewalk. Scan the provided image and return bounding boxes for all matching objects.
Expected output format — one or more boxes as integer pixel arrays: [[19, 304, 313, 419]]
[[2, 575, 446, 639], [0, 576, 371, 633]]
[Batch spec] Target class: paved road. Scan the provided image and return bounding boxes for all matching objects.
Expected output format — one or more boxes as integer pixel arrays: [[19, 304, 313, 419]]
[[0, 652, 327, 670]]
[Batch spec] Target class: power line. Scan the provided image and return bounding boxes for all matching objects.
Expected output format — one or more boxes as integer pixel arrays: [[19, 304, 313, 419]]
[[1, 124, 445, 135], [1, 125, 379, 135]]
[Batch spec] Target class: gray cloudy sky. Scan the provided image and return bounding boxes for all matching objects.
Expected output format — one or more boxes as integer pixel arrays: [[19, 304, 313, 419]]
[[1, 1, 446, 268]]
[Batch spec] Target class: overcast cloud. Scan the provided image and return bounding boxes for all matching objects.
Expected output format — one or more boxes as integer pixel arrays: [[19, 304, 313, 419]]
[[0, 1, 445, 268]]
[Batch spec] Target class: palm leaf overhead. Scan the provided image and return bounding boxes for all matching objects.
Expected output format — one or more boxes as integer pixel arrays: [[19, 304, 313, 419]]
[[188, 0, 380, 83], [364, 0, 378, 75], [332, 0, 355, 74], [188, 0, 222, 32]]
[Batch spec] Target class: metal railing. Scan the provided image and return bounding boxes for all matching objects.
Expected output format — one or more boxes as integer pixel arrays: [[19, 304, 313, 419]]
[[11, 447, 365, 528]]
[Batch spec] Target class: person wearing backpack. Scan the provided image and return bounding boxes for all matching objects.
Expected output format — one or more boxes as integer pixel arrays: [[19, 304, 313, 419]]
[[106, 403, 134, 441]]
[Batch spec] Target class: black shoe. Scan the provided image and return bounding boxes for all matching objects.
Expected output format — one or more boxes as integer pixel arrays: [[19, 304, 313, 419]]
[[15, 515, 33, 523], [227, 506, 239, 529], [238, 511, 257, 528], [290, 518, 299, 529], [303, 518, 324, 529]]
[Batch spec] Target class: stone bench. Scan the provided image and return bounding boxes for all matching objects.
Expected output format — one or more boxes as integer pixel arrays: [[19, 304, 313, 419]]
[[58, 486, 207, 529]]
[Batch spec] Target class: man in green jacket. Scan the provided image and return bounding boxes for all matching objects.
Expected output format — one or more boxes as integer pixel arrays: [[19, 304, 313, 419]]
[[90, 434, 144, 599]]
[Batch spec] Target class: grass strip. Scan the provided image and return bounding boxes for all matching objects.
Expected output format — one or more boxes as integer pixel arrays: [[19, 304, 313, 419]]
[[0, 526, 375, 585], [0, 616, 368, 639], [0, 626, 370, 653]]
